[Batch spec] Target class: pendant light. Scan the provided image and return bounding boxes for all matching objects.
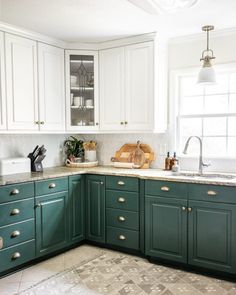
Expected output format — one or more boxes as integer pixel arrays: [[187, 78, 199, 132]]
[[197, 25, 216, 85]]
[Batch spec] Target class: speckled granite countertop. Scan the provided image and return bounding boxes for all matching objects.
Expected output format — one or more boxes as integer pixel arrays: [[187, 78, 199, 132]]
[[1, 166, 236, 187]]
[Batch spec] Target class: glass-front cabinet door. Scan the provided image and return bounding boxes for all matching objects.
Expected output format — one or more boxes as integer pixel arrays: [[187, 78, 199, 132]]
[[65, 50, 99, 131]]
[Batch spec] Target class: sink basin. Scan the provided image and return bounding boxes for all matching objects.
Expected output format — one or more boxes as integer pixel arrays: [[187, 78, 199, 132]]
[[172, 172, 236, 180]]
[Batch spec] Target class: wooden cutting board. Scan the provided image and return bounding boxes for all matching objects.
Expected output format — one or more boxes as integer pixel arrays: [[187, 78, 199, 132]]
[[128, 141, 146, 167]]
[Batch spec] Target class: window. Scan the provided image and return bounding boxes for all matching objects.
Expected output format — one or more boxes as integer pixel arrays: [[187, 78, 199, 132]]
[[174, 66, 236, 157]]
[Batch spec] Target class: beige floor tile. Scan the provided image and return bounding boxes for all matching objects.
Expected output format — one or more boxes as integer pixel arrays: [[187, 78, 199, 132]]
[[0, 282, 20, 295], [0, 270, 22, 283], [18, 281, 37, 292]]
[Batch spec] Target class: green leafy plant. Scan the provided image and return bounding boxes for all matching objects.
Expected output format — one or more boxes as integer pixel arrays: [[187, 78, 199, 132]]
[[64, 136, 84, 161]]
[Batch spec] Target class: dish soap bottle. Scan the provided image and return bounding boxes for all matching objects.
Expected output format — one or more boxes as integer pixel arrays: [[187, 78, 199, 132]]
[[165, 152, 171, 170], [171, 152, 179, 172]]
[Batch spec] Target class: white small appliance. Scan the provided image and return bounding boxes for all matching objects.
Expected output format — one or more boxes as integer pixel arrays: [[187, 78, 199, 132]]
[[0, 157, 31, 176]]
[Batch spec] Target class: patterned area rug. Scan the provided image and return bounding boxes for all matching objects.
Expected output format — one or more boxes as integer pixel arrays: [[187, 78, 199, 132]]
[[19, 250, 236, 295]]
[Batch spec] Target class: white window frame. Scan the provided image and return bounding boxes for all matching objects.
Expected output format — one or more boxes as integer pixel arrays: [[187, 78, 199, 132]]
[[169, 62, 236, 159]]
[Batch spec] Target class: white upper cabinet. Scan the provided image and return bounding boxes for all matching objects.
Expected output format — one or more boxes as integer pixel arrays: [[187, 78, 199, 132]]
[[99, 41, 154, 132], [0, 32, 6, 130], [38, 43, 65, 131], [125, 42, 154, 131], [99, 47, 125, 130], [5, 34, 39, 131], [65, 50, 99, 131]]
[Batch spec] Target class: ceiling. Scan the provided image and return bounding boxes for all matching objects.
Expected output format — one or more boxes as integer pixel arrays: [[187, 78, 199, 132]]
[[0, 0, 236, 42]]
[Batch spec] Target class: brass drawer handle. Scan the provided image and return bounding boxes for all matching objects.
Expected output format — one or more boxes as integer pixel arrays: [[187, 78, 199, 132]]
[[118, 216, 125, 222], [161, 186, 170, 191], [0, 237, 3, 249], [118, 181, 125, 186], [11, 231, 20, 238], [40, 121, 45, 125], [188, 207, 192, 212], [118, 235, 126, 240], [100, 181, 104, 185], [49, 183, 56, 189], [10, 189, 19, 195], [11, 252, 21, 260], [207, 190, 218, 196], [10, 209, 20, 215], [118, 197, 125, 203], [182, 206, 186, 211]]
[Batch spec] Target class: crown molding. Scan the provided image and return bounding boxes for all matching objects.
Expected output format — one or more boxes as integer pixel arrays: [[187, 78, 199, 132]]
[[169, 27, 236, 44]]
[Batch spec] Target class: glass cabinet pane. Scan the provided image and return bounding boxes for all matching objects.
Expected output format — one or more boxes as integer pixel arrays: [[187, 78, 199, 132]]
[[69, 55, 95, 127]]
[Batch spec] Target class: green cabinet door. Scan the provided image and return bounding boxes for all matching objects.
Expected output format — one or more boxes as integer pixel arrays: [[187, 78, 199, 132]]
[[188, 200, 236, 273], [35, 191, 69, 256], [145, 196, 188, 263], [69, 175, 85, 244], [86, 175, 105, 243]]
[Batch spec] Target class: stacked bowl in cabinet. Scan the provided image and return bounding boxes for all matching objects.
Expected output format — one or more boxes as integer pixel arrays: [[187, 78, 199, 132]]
[[106, 176, 140, 250], [0, 182, 35, 273]]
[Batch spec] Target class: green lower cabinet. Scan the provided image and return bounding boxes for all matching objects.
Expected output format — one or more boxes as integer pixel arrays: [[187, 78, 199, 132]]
[[69, 175, 85, 244], [35, 191, 69, 256], [188, 200, 236, 273], [86, 175, 105, 243], [145, 196, 188, 263]]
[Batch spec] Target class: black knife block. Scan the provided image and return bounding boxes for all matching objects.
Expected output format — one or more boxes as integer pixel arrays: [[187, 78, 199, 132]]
[[28, 145, 46, 172]]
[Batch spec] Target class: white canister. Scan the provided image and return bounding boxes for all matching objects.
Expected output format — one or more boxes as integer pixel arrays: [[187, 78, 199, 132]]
[[85, 99, 93, 107], [73, 96, 81, 106], [85, 150, 97, 162]]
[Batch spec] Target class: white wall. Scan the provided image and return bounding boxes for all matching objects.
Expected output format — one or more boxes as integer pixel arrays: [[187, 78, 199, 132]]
[[169, 30, 236, 173], [0, 134, 67, 168]]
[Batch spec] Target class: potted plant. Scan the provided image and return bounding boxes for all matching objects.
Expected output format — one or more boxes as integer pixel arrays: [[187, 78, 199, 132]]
[[64, 136, 84, 163]]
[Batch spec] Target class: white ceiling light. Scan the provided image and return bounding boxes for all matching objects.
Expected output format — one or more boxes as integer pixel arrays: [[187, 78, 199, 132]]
[[197, 25, 216, 85], [127, 0, 198, 15]]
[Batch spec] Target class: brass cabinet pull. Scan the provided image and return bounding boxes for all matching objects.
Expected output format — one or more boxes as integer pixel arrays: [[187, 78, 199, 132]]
[[11, 252, 21, 260], [10, 189, 19, 196], [182, 206, 186, 211], [96, 122, 99, 126], [124, 121, 128, 125], [207, 190, 218, 196], [10, 209, 20, 215], [118, 197, 125, 203], [35, 203, 42, 208], [188, 207, 192, 212], [161, 186, 170, 191], [35, 121, 39, 125], [11, 231, 20, 238], [118, 216, 125, 222], [0, 237, 3, 249], [118, 181, 125, 186], [120, 122, 124, 125], [40, 121, 45, 125], [118, 235, 126, 240], [49, 183, 56, 189]]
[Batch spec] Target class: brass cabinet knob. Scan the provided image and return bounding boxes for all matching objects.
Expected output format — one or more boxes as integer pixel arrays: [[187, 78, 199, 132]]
[[118, 235, 126, 240], [35, 121, 39, 125], [120, 122, 124, 125], [118, 216, 125, 222], [0, 237, 3, 250], [49, 183, 56, 189], [207, 190, 217, 196], [11, 230, 20, 238], [96, 122, 99, 126], [10, 189, 19, 196], [35, 203, 42, 208], [161, 186, 170, 191], [182, 206, 186, 211], [40, 121, 45, 125], [117, 181, 125, 186], [11, 252, 21, 260], [10, 209, 20, 215], [188, 207, 192, 212], [118, 197, 125, 203], [124, 121, 128, 125], [100, 181, 104, 185]]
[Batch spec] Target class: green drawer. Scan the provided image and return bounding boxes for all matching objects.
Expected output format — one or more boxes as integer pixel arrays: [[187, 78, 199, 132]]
[[106, 208, 139, 230], [145, 180, 188, 199], [0, 240, 35, 273], [35, 177, 68, 196], [0, 219, 35, 249], [106, 190, 139, 211], [0, 182, 34, 204], [106, 176, 139, 192], [189, 184, 236, 204], [0, 198, 34, 226], [106, 226, 139, 250]]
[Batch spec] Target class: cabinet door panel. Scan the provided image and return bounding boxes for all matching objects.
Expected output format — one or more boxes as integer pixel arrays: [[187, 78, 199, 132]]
[[5, 34, 38, 130], [125, 42, 154, 131], [145, 196, 187, 263], [38, 43, 65, 131], [36, 192, 68, 256], [99, 47, 125, 130], [86, 175, 105, 243], [0, 31, 6, 130], [69, 175, 85, 243], [188, 200, 236, 273]]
